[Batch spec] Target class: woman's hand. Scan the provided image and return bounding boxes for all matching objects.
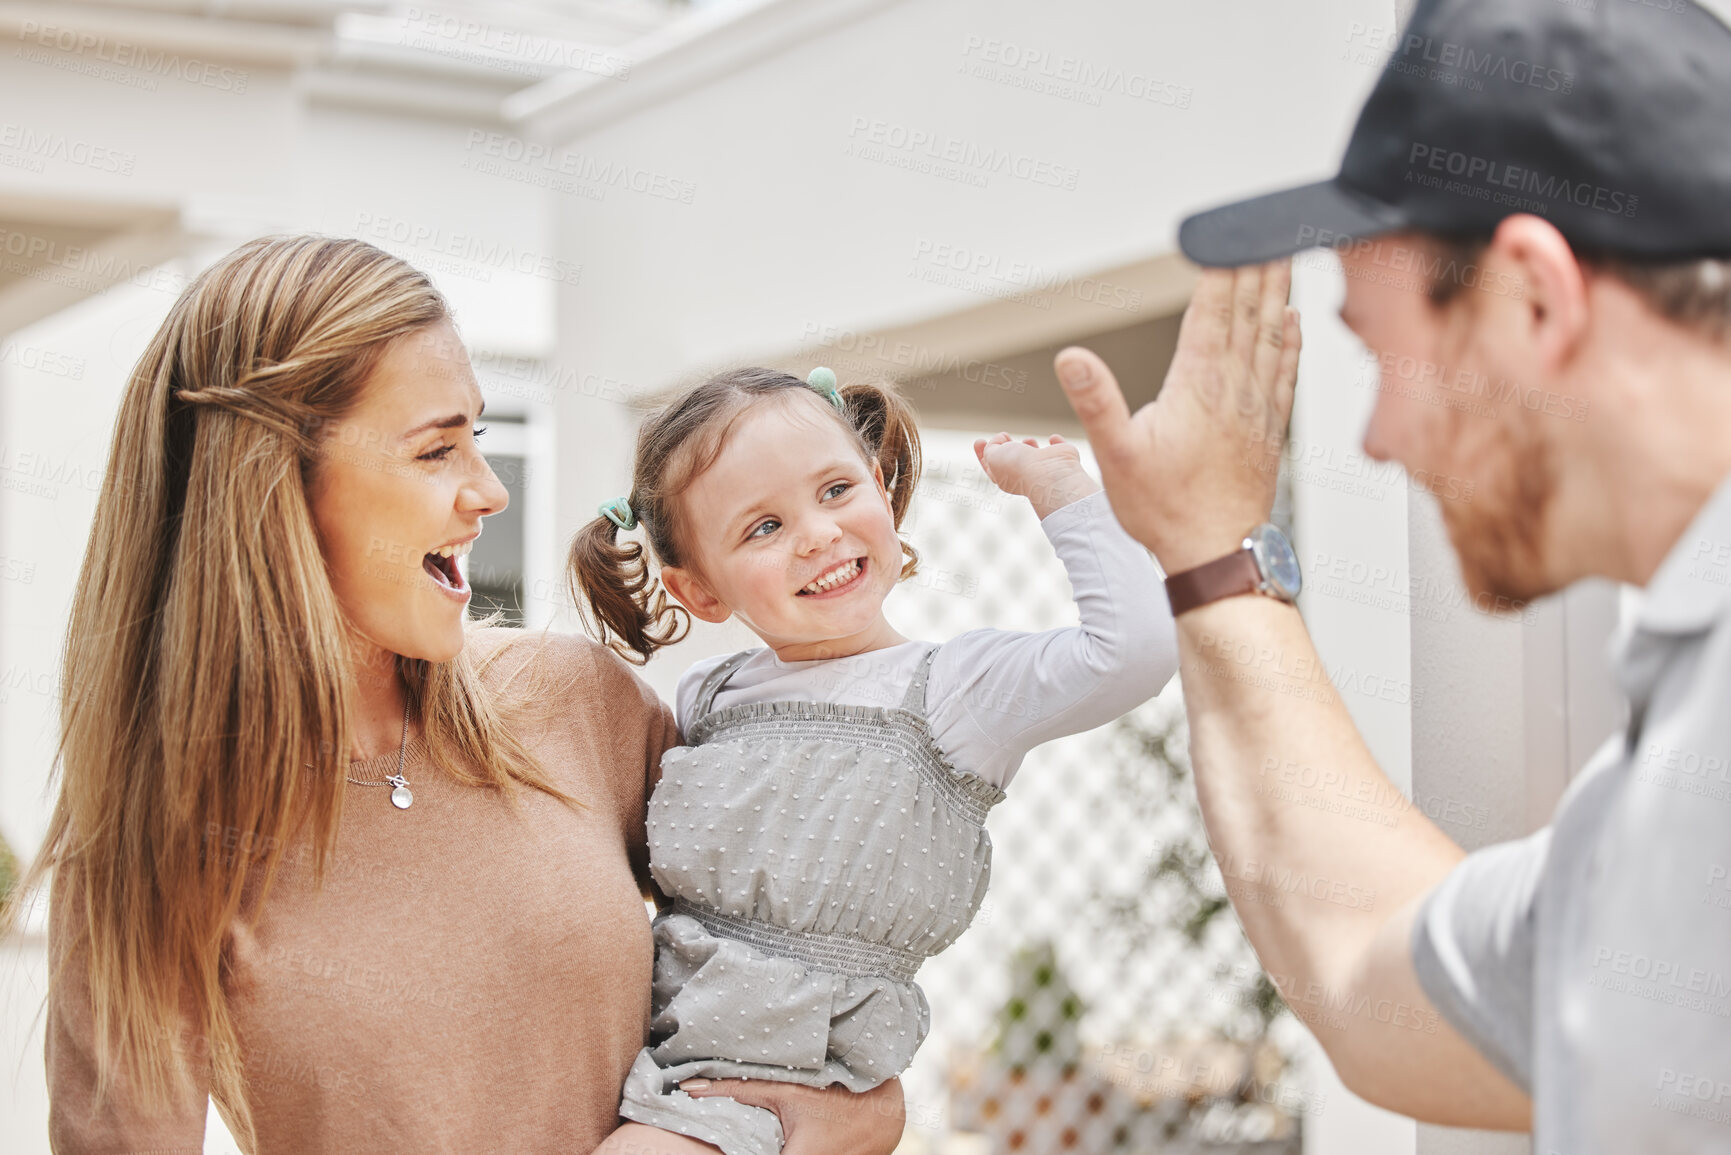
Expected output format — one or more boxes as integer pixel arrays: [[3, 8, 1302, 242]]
[[972, 432, 1103, 520], [680, 1076, 906, 1155]]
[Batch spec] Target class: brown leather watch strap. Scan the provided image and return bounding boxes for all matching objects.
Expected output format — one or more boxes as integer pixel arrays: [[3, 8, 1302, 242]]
[[1164, 548, 1262, 616]]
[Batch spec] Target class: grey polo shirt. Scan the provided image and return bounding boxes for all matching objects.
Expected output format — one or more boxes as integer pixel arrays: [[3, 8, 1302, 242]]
[[1412, 474, 1731, 1153]]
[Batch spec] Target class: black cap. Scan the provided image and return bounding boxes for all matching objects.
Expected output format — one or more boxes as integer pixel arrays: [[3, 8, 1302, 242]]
[[1179, 0, 1731, 267]]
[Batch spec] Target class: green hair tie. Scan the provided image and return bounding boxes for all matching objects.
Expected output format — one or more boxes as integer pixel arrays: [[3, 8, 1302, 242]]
[[599, 496, 636, 531], [806, 366, 844, 412]]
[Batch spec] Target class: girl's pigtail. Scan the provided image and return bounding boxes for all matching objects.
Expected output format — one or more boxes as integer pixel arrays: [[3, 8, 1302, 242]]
[[568, 513, 690, 664], [839, 381, 923, 579]]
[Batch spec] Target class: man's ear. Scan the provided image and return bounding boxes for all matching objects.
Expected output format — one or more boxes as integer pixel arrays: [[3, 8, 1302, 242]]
[[1489, 213, 1591, 373], [659, 564, 731, 624]]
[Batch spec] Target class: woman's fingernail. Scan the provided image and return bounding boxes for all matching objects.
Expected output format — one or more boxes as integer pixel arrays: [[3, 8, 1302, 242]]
[[679, 1079, 711, 1092]]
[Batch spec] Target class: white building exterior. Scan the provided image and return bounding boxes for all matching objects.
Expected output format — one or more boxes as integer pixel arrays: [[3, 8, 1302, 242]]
[[0, 1, 1646, 1152]]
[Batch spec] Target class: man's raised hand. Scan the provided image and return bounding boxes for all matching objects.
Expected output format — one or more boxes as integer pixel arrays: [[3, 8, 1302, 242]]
[[1052, 259, 1302, 575]]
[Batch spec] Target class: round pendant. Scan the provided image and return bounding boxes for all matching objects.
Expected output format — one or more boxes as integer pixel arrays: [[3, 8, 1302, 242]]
[[390, 784, 414, 809]]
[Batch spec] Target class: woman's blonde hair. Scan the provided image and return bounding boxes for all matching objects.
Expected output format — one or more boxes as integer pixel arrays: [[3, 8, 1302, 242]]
[[13, 235, 566, 1142]]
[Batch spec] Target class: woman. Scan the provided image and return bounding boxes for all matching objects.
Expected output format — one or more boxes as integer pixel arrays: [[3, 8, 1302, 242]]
[[24, 235, 903, 1153]]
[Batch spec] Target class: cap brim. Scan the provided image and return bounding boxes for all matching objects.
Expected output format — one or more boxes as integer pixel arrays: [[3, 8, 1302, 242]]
[[1178, 179, 1411, 268]]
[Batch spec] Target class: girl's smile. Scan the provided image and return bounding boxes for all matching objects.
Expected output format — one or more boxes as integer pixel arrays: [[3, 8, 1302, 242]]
[[797, 556, 867, 597]]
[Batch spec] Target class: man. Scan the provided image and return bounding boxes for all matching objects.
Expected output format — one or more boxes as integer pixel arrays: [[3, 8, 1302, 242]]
[[1052, 0, 1731, 1150]]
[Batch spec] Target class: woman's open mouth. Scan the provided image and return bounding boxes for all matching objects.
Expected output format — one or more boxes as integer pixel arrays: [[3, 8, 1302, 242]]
[[797, 556, 866, 598], [423, 539, 473, 598]]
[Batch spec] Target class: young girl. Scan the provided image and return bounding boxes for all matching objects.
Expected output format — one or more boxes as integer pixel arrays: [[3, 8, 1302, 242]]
[[570, 366, 1178, 1154]]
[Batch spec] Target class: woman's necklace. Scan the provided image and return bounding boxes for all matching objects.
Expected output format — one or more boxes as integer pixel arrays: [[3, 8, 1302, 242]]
[[344, 698, 413, 809]]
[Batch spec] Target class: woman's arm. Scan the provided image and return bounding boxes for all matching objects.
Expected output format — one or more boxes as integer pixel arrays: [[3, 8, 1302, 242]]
[[572, 635, 681, 903], [633, 696, 681, 905], [594, 1078, 904, 1155], [46, 870, 211, 1153], [679, 1077, 904, 1155]]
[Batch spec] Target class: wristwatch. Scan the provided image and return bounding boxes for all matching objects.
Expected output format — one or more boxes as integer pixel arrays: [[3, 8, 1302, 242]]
[[1164, 523, 1302, 616]]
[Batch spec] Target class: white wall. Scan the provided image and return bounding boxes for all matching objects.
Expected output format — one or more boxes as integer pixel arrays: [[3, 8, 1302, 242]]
[[1288, 254, 1421, 1155], [538, 0, 1398, 687]]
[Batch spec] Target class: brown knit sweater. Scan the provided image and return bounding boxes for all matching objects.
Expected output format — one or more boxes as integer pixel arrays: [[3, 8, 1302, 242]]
[[46, 628, 679, 1153]]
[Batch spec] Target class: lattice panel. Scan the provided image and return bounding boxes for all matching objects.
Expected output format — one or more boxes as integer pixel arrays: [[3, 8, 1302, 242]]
[[884, 431, 1308, 1155]]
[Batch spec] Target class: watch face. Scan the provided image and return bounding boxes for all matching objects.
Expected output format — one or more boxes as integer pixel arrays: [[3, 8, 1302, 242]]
[[1246, 523, 1302, 601]]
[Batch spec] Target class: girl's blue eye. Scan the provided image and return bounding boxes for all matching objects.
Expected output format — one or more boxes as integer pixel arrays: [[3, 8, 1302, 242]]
[[824, 482, 852, 500], [750, 519, 780, 539]]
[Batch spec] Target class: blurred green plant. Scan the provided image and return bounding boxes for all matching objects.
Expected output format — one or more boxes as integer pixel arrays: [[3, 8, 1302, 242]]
[[989, 939, 1085, 1075], [1089, 692, 1304, 1142]]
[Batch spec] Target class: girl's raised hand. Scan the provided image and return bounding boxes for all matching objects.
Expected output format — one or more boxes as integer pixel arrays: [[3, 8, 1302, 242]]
[[972, 432, 1103, 521]]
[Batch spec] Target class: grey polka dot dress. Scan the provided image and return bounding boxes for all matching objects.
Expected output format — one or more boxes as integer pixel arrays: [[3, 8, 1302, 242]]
[[618, 642, 1006, 1154]]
